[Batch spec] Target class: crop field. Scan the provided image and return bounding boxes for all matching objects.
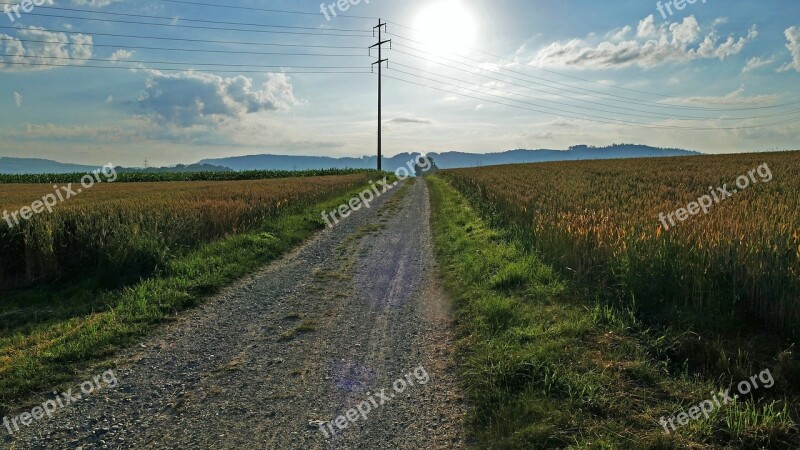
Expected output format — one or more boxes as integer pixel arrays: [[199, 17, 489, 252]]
[[0, 173, 374, 290], [0, 168, 369, 184], [431, 153, 800, 448], [441, 151, 800, 339]]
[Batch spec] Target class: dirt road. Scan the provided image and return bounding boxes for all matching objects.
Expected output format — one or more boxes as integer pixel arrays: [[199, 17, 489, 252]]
[[6, 179, 466, 449]]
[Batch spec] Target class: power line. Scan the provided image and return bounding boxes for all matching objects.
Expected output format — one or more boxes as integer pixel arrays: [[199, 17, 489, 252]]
[[2, 8, 793, 133], [390, 55, 704, 120], [10, 11, 371, 37], [390, 61, 800, 122], [390, 41, 800, 113], [157, 0, 378, 20], [0, 61, 372, 74], [387, 35, 800, 112], [0, 2, 369, 33], [385, 22, 754, 101], [383, 72, 800, 130], [1, 53, 369, 69], [1, 36, 372, 58], [0, 28, 368, 50]]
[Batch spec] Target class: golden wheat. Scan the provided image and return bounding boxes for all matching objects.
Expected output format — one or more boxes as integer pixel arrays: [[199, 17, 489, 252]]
[[442, 151, 800, 337]]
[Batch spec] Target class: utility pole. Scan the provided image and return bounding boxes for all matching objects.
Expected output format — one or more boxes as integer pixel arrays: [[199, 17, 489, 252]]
[[370, 19, 390, 171]]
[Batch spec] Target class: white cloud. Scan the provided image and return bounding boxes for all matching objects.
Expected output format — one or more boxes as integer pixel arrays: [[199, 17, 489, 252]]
[[608, 25, 632, 41], [528, 15, 757, 69], [110, 50, 133, 61], [387, 117, 433, 125], [14, 92, 22, 107], [694, 25, 758, 60], [137, 71, 299, 127], [659, 85, 780, 106], [0, 27, 93, 72], [778, 26, 800, 73], [106, 95, 114, 103], [742, 56, 775, 73], [70, 0, 123, 7], [0, 117, 157, 143], [637, 15, 657, 38]]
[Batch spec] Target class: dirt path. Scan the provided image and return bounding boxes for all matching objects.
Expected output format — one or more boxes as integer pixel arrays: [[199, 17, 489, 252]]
[[6, 179, 467, 449]]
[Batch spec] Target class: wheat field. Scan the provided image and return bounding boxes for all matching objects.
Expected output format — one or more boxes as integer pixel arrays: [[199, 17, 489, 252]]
[[441, 151, 800, 338], [0, 174, 373, 289]]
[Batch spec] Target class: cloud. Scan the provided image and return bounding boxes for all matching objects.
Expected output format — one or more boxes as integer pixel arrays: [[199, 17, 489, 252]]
[[742, 56, 775, 73], [14, 92, 22, 107], [0, 27, 93, 72], [659, 85, 780, 106], [528, 15, 757, 69], [636, 15, 657, 38], [137, 71, 299, 127], [70, 0, 123, 7], [387, 117, 433, 124], [778, 26, 800, 73], [110, 50, 133, 61], [106, 95, 113, 103], [0, 117, 158, 143], [608, 25, 632, 41]]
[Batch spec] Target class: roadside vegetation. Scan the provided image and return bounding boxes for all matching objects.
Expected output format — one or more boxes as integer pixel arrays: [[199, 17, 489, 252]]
[[427, 175, 798, 448], [0, 174, 386, 413]]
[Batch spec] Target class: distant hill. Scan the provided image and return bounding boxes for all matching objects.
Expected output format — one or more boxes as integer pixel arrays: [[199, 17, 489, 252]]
[[0, 158, 231, 175], [200, 144, 701, 172], [0, 157, 97, 174], [1, 145, 700, 175]]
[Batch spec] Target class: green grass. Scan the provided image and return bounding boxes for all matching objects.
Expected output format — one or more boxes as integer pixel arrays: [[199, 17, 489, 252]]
[[426, 176, 798, 449], [0, 181, 385, 414]]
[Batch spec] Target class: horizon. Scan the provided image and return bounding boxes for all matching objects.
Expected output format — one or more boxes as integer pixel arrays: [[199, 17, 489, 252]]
[[1, 142, 717, 170]]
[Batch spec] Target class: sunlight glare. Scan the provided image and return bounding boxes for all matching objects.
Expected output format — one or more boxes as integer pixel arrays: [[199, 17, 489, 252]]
[[413, 1, 479, 53]]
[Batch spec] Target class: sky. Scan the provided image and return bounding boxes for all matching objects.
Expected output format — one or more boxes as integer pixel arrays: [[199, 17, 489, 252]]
[[0, 0, 798, 167]]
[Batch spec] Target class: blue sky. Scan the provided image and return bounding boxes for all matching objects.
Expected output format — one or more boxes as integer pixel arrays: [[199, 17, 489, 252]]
[[0, 0, 798, 166]]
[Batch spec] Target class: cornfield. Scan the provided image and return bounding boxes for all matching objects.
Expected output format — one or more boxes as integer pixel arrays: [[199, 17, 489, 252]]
[[0, 174, 373, 290], [0, 168, 370, 184], [441, 151, 800, 338]]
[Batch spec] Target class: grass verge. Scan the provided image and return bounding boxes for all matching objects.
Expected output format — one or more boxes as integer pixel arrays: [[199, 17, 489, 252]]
[[0, 180, 388, 414], [426, 176, 798, 449]]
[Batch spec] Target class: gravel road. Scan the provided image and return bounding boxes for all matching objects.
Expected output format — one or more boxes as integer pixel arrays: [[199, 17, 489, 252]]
[[4, 179, 467, 449]]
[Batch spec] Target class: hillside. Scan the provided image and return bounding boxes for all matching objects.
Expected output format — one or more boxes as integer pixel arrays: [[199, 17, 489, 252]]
[[200, 144, 700, 171]]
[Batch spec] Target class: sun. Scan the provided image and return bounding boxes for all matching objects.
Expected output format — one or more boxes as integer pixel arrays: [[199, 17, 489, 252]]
[[412, 1, 479, 54]]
